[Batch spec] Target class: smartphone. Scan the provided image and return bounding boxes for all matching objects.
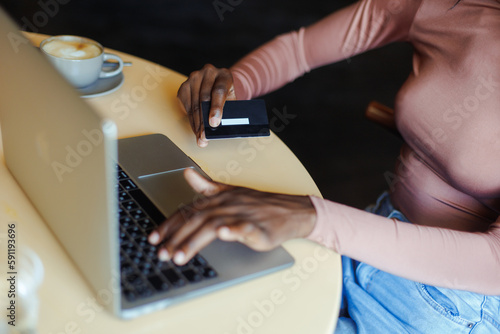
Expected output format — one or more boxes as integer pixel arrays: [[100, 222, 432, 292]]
[[201, 99, 270, 139]]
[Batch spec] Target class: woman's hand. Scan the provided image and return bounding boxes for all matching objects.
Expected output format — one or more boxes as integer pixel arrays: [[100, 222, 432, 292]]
[[177, 64, 236, 148], [148, 168, 317, 265]]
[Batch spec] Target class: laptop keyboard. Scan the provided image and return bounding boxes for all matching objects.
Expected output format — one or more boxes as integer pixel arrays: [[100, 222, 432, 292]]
[[117, 166, 217, 302]]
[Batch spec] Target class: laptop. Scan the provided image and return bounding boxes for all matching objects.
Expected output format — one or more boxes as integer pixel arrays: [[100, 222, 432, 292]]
[[0, 8, 294, 319]]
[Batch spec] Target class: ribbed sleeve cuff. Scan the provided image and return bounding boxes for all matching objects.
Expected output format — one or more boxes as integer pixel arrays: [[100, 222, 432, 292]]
[[306, 195, 340, 252], [231, 70, 252, 100]]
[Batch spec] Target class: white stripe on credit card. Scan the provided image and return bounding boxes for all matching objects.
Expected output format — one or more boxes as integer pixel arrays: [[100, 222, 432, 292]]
[[221, 118, 250, 126]]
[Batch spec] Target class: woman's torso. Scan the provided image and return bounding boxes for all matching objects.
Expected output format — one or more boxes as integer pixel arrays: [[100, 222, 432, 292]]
[[391, 0, 500, 231]]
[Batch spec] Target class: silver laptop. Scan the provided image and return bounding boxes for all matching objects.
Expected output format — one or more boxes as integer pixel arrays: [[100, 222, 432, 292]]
[[0, 8, 294, 319]]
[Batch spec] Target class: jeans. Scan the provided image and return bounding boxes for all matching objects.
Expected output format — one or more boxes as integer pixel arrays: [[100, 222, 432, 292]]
[[335, 192, 500, 334]]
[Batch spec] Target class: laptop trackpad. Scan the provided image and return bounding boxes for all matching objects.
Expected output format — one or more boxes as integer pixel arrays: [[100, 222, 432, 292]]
[[137, 168, 199, 218]]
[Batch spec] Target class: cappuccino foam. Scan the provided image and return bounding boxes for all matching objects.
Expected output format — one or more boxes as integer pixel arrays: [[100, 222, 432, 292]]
[[42, 39, 102, 60]]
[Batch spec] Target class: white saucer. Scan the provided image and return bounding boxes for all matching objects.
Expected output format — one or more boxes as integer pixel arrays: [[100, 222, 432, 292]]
[[79, 73, 124, 98]]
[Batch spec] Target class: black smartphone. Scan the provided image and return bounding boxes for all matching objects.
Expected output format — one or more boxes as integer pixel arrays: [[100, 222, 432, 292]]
[[201, 99, 270, 139]]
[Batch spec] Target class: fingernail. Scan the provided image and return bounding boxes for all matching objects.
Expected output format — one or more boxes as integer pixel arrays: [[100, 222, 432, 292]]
[[148, 231, 159, 244], [209, 112, 220, 127], [209, 118, 219, 127], [159, 249, 169, 261], [174, 251, 185, 264], [218, 227, 231, 239], [198, 138, 208, 147]]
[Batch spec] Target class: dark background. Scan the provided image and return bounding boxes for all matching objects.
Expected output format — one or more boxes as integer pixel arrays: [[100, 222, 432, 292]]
[[1, 0, 412, 209]]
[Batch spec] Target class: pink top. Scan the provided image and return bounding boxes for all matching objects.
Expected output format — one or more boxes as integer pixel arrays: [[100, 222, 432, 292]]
[[230, 0, 500, 294]]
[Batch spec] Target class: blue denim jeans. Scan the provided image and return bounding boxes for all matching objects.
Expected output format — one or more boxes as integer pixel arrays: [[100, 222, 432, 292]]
[[335, 192, 500, 333]]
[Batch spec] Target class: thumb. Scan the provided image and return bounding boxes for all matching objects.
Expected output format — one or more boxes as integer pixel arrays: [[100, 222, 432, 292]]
[[183, 168, 226, 197]]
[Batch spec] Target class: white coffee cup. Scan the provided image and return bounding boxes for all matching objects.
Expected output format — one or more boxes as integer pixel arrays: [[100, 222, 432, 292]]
[[40, 35, 124, 88]]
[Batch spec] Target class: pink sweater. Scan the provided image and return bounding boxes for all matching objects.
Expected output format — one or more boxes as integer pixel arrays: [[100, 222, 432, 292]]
[[230, 0, 500, 294]]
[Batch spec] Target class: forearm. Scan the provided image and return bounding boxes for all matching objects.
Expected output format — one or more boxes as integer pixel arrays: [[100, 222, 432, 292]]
[[308, 196, 500, 295], [230, 27, 310, 100], [230, 0, 417, 99]]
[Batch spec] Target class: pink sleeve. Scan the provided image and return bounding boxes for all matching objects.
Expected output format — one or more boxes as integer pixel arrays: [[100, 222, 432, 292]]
[[307, 196, 500, 295], [230, 0, 420, 99]]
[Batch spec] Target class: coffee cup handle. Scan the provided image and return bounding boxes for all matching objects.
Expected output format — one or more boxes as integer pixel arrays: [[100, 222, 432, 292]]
[[100, 53, 124, 78]]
